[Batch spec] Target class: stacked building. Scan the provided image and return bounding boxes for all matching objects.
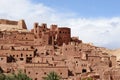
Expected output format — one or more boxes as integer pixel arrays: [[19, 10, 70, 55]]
[[0, 19, 119, 80]]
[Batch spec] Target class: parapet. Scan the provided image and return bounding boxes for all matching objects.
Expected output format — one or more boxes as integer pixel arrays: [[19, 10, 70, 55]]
[[18, 19, 27, 29], [0, 19, 27, 31], [0, 19, 18, 25], [41, 23, 47, 28], [50, 24, 58, 31]]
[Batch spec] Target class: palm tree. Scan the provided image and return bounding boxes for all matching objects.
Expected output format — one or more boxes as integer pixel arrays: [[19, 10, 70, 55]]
[[0, 73, 5, 80], [13, 70, 32, 80], [43, 71, 61, 80], [0, 70, 32, 80]]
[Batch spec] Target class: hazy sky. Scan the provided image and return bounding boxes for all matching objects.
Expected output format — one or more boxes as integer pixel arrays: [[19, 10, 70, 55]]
[[0, 0, 120, 49]]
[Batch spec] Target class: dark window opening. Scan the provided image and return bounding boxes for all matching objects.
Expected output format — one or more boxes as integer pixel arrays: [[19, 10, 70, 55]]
[[1, 46, 3, 49], [41, 53, 44, 55], [1, 58, 3, 60], [30, 54, 32, 56], [20, 58, 24, 61], [44, 72, 46, 75], [28, 71, 30, 74], [11, 46, 15, 50], [79, 49, 81, 51], [7, 55, 16, 63], [31, 46, 34, 49], [26, 57, 32, 63], [82, 69, 87, 73], [49, 36, 52, 45], [68, 70, 74, 76], [21, 53, 23, 57], [35, 78, 37, 80]]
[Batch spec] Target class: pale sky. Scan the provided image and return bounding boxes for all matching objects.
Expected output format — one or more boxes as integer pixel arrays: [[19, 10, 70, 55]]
[[0, 0, 120, 49]]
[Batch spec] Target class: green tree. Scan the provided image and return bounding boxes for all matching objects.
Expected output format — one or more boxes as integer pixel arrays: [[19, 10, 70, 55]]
[[0, 70, 32, 80], [82, 77, 93, 80], [0, 73, 6, 80], [43, 71, 61, 80], [13, 70, 32, 80]]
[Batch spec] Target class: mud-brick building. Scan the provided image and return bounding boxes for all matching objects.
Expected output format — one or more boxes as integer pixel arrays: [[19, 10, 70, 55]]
[[0, 19, 118, 80]]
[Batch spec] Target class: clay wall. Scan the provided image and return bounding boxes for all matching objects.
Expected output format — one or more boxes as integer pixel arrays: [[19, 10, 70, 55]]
[[9, 50, 34, 62], [103, 68, 120, 80], [0, 55, 7, 64], [57, 27, 71, 45], [0, 19, 27, 29], [35, 45, 54, 56], [110, 55, 117, 67], [13, 45, 34, 51], [87, 56, 101, 66], [32, 56, 53, 64], [74, 60, 90, 74], [0, 19, 18, 25], [25, 66, 68, 80]]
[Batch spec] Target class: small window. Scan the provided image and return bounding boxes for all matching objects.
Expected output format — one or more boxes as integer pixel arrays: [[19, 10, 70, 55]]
[[82, 69, 87, 73], [65, 48, 67, 51], [41, 53, 44, 55], [76, 61, 78, 63], [24, 69, 26, 73], [35, 78, 37, 80], [30, 54, 32, 56], [21, 53, 23, 57], [28, 71, 30, 74], [60, 73, 62, 75], [20, 58, 24, 61], [36, 73, 38, 75], [1, 58, 3, 60], [26, 48, 28, 50], [16, 55, 18, 57], [44, 72, 46, 75]]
